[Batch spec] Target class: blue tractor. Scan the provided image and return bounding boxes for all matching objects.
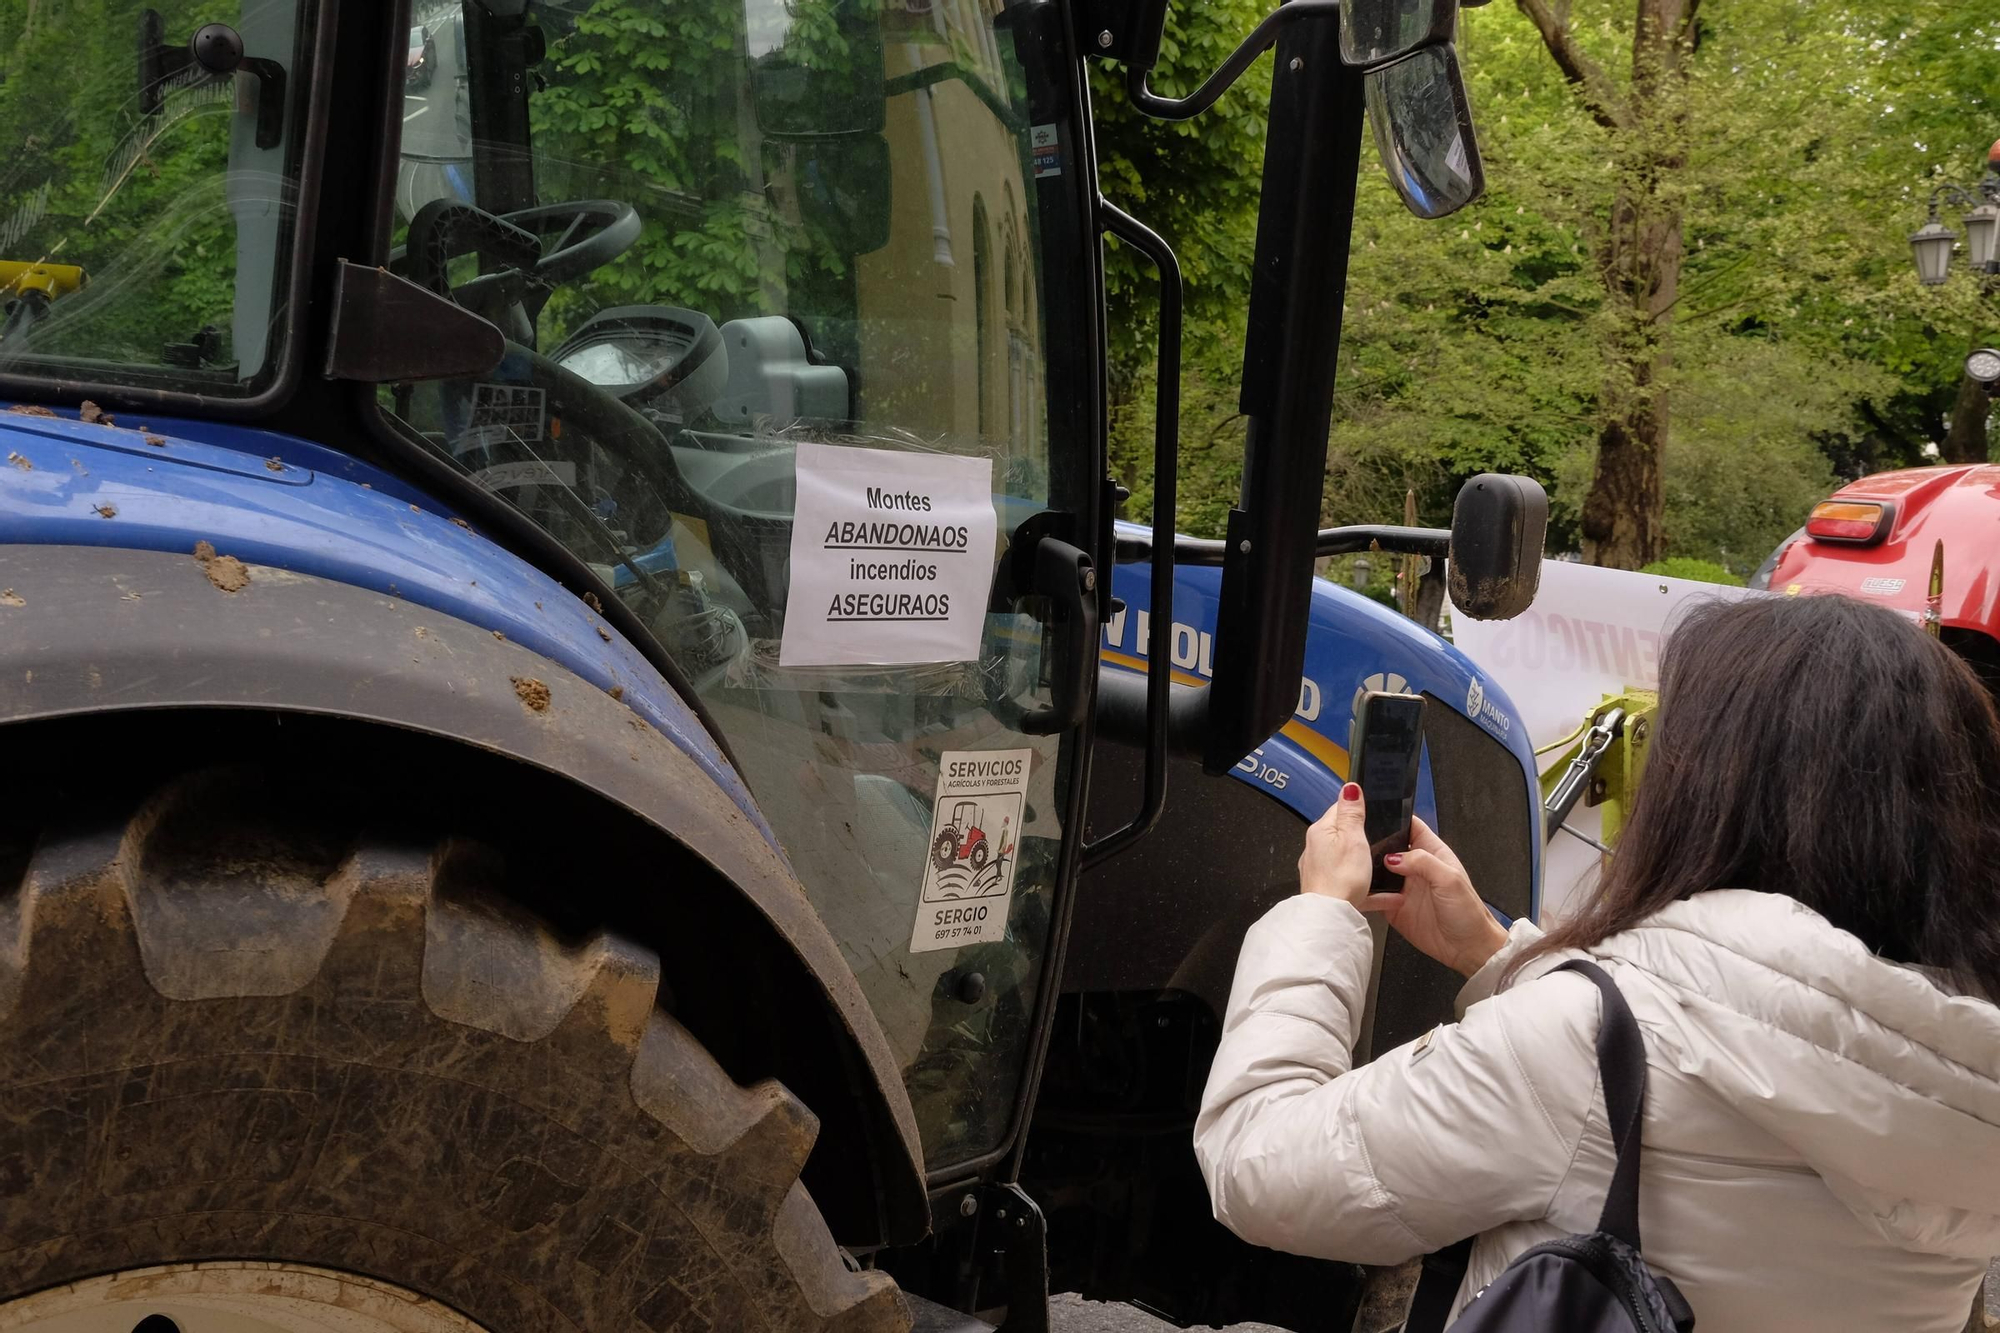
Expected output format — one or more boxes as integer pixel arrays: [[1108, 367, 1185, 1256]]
[[0, 0, 1544, 1328]]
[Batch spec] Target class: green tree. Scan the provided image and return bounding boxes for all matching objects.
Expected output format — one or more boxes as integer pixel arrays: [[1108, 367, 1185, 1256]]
[[1325, 0, 1992, 576], [1842, 4, 2000, 465], [529, 0, 779, 318], [0, 0, 241, 365], [1516, 0, 1698, 567], [1092, 0, 1272, 383], [1092, 0, 1277, 538]]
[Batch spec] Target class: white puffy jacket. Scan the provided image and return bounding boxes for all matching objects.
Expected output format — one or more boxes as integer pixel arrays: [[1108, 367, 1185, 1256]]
[[1194, 890, 2000, 1331]]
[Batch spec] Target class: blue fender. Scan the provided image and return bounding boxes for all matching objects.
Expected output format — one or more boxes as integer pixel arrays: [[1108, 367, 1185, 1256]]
[[0, 406, 765, 840]]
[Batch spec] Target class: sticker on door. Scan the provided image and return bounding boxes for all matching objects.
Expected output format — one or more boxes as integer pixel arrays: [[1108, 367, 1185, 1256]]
[[910, 748, 1031, 953]]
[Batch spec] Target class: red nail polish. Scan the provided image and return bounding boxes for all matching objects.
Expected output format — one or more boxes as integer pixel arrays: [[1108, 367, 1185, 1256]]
[[1385, 853, 1403, 867], [1342, 783, 1362, 802]]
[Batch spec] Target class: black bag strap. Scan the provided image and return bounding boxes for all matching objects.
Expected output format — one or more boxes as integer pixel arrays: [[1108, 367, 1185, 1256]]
[[1402, 958, 1650, 1331], [1404, 1237, 1475, 1332], [1562, 958, 1649, 1249]]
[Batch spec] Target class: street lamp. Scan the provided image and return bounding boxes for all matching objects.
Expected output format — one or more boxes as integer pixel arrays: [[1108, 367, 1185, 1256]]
[[1910, 141, 2000, 284], [1912, 217, 1959, 286], [1969, 202, 2000, 269]]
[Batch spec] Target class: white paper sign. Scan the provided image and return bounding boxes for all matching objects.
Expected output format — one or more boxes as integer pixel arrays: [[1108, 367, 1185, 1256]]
[[780, 442, 998, 667], [910, 749, 1030, 953]]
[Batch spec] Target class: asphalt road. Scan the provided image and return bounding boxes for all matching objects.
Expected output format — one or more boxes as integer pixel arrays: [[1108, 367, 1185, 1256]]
[[1053, 1266, 2000, 1331], [1050, 1295, 1285, 1333]]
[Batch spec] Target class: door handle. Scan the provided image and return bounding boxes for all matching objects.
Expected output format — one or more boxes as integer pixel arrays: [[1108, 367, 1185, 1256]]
[[1018, 535, 1098, 736]]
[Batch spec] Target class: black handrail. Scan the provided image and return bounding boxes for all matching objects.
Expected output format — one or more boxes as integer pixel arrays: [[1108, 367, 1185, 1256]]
[[1083, 200, 1183, 870]]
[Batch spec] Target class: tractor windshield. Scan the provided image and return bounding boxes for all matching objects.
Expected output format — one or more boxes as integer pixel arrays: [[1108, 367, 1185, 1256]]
[[385, 0, 1094, 1169], [0, 1, 310, 393]]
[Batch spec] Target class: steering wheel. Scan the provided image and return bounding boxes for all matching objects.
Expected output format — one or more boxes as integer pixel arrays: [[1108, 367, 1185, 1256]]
[[402, 198, 642, 326]]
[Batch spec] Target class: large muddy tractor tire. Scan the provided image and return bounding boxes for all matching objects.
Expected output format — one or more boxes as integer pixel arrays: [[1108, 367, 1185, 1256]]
[[0, 766, 910, 1333]]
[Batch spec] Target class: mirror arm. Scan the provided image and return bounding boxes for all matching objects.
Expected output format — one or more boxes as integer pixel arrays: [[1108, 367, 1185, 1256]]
[[1124, 0, 1342, 121], [1317, 524, 1449, 558], [1116, 523, 1450, 566]]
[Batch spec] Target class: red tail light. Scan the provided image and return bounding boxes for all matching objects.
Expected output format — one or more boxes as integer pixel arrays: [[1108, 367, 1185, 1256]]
[[1807, 500, 1892, 544]]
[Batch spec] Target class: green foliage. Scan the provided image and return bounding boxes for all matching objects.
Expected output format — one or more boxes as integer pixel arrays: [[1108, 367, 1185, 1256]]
[[1108, 361, 1248, 536], [530, 0, 774, 322], [0, 0, 246, 369], [1091, 0, 1271, 387], [1101, 0, 2000, 554], [529, 0, 879, 336], [1639, 557, 1746, 587]]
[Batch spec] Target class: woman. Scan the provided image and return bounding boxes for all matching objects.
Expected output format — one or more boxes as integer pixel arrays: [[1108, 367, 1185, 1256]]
[[1194, 594, 2000, 1331]]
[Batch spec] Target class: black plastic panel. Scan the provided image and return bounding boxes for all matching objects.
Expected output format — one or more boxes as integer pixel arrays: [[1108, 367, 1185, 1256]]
[[1421, 691, 1535, 922], [1066, 744, 1308, 1019]]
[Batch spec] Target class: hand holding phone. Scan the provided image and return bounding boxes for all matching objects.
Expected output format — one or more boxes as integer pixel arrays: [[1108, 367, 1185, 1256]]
[[1347, 692, 1511, 974], [1374, 815, 1512, 976], [1350, 690, 1425, 895]]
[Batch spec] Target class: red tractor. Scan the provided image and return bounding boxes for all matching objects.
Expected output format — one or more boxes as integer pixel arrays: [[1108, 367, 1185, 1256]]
[[932, 800, 991, 873], [1752, 459, 2000, 694]]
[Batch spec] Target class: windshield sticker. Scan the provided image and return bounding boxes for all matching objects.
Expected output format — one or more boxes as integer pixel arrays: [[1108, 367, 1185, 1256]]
[[910, 749, 1030, 954], [1031, 123, 1062, 179], [467, 383, 546, 447], [779, 441, 997, 667]]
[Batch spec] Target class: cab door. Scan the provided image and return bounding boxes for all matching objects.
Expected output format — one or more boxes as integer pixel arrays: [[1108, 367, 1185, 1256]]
[[382, 0, 1104, 1174]]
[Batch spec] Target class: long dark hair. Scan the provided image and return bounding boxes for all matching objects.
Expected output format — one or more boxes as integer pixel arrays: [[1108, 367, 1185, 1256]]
[[1509, 593, 2000, 997]]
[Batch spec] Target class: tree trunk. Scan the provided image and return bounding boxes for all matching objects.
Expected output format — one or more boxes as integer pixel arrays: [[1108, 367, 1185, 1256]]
[[1942, 371, 1992, 464], [1522, 0, 1699, 570], [1580, 184, 1684, 568], [1411, 559, 1448, 632]]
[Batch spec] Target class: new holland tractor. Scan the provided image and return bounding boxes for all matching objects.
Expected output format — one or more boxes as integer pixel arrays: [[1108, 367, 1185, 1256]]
[[0, 0, 1546, 1328]]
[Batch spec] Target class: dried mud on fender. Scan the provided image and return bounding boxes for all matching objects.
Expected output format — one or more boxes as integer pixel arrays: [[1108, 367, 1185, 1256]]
[[191, 540, 251, 593]]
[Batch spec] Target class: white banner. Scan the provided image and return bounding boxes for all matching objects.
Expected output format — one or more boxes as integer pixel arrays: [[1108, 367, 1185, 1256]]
[[1452, 560, 1762, 756], [1450, 561, 1764, 919]]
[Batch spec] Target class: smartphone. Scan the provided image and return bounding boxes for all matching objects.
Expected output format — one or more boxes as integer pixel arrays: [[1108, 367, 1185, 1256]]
[[1349, 691, 1426, 895]]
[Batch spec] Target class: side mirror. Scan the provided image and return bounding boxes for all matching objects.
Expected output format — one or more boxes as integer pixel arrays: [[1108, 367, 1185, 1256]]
[[1366, 44, 1484, 218], [1340, 0, 1457, 67], [1448, 473, 1547, 620], [746, 0, 886, 138]]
